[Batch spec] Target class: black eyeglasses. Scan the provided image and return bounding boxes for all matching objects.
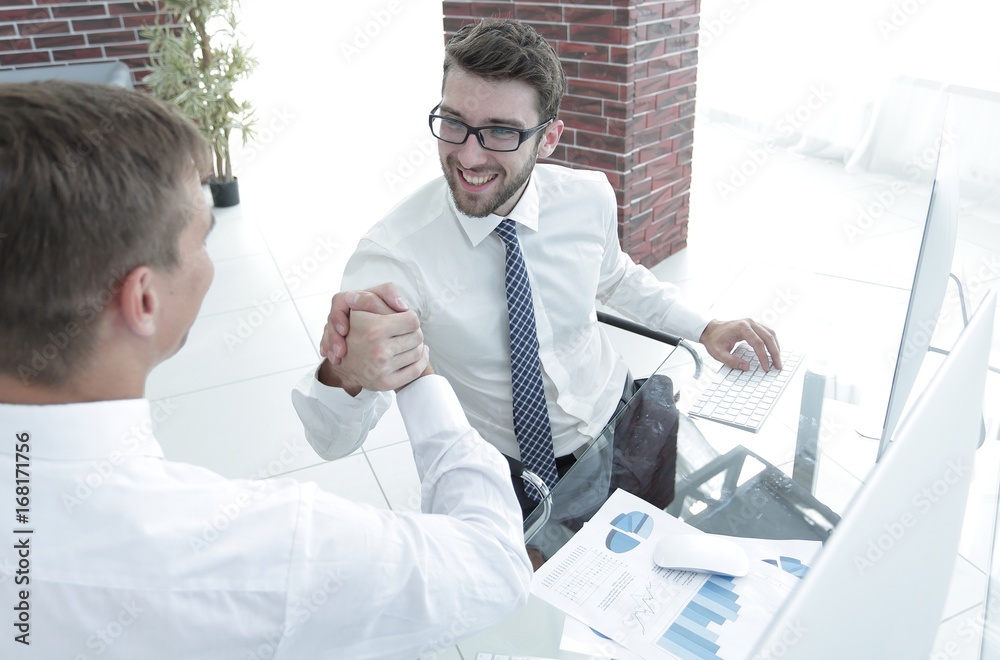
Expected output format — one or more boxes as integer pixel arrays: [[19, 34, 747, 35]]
[[428, 104, 554, 153]]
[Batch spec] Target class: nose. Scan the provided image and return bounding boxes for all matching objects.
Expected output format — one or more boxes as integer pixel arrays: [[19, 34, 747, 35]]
[[453, 131, 490, 169]]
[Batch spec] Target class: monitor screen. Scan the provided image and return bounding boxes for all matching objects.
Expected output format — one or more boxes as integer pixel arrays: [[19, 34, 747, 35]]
[[876, 98, 959, 460], [750, 290, 995, 659]]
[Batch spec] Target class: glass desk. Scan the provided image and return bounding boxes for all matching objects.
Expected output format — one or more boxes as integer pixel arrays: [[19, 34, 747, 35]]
[[453, 321, 1000, 660]]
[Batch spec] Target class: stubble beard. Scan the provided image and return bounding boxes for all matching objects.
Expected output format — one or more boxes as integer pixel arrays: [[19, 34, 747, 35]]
[[443, 148, 539, 218]]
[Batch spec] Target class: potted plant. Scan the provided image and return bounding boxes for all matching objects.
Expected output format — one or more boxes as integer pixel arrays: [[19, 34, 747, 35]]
[[143, 0, 257, 207]]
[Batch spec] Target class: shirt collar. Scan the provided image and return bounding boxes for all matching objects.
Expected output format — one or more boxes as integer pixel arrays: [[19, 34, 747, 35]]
[[0, 398, 165, 461], [449, 173, 541, 247]]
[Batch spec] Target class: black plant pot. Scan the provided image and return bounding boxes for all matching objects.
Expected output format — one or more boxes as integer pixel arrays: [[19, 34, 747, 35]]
[[209, 177, 240, 208]]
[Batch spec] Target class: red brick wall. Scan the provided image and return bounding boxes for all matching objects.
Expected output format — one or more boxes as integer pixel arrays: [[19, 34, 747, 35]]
[[443, 0, 700, 267], [0, 1, 173, 87]]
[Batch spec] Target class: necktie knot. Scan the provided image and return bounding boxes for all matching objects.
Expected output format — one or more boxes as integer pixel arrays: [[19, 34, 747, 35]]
[[494, 218, 519, 246]]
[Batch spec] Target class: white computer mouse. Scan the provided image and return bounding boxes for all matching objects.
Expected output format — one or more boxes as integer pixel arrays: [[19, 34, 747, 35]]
[[652, 533, 750, 577]]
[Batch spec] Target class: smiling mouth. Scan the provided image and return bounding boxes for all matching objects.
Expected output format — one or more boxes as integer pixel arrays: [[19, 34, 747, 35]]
[[459, 168, 498, 188]]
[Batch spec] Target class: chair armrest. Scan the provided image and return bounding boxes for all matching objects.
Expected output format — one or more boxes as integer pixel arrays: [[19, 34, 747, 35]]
[[597, 311, 704, 378], [521, 469, 553, 543], [596, 311, 680, 345]]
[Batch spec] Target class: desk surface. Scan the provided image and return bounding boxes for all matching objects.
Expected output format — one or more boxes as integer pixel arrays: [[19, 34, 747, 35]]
[[456, 273, 1000, 660]]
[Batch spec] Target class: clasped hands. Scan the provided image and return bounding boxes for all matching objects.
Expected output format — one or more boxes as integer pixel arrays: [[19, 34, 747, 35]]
[[318, 282, 430, 395]]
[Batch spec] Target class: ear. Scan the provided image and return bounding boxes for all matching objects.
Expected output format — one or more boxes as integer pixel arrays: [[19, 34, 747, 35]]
[[118, 266, 157, 338], [537, 119, 564, 159]]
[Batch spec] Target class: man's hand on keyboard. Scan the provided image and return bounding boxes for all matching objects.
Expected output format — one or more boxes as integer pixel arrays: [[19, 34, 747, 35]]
[[699, 318, 782, 371]]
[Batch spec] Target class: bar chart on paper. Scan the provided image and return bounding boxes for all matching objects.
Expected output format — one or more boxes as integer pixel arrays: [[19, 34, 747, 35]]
[[656, 575, 741, 660]]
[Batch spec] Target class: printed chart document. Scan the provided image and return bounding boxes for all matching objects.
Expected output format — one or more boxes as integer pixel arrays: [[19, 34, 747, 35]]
[[557, 536, 822, 658], [531, 490, 814, 660]]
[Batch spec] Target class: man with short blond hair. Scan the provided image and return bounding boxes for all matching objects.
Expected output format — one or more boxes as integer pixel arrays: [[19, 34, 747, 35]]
[[0, 80, 530, 658]]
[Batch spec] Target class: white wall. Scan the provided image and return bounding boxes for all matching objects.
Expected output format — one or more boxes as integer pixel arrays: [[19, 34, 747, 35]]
[[232, 0, 446, 222], [696, 0, 1000, 155]]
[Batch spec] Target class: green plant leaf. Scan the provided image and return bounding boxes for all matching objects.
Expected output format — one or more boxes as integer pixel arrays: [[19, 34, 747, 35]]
[[144, 0, 257, 183]]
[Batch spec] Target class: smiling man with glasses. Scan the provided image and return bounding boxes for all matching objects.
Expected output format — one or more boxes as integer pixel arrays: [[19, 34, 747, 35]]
[[294, 18, 781, 534], [427, 67, 559, 220]]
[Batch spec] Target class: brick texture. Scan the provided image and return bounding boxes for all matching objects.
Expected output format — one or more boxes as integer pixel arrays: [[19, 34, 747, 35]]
[[0, 1, 177, 88], [443, 0, 700, 267]]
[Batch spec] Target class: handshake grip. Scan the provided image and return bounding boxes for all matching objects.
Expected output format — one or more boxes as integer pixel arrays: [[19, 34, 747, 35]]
[[318, 284, 430, 394]]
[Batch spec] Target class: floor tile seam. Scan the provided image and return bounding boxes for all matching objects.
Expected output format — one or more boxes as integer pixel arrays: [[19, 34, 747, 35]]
[[260, 457, 349, 481], [360, 447, 394, 510], [244, 209, 301, 319], [196, 289, 309, 321], [286, 294, 324, 361], [362, 437, 412, 454], [206, 250, 271, 266], [149, 364, 318, 401]]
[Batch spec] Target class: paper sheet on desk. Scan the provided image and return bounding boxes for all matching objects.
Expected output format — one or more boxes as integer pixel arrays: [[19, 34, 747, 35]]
[[531, 490, 820, 660], [557, 536, 822, 659]]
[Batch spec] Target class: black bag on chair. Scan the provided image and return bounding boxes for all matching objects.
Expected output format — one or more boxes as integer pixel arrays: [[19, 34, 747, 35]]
[[610, 374, 679, 509]]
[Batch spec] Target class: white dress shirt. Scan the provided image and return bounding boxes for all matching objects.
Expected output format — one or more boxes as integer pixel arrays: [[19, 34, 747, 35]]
[[293, 164, 711, 462], [0, 376, 530, 659]]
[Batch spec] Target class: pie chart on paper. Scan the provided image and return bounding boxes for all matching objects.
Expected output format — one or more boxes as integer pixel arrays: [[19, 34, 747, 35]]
[[763, 555, 810, 578], [605, 511, 654, 553]]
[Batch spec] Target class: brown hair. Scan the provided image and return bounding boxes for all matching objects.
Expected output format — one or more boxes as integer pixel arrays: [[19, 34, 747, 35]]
[[444, 18, 566, 122], [0, 80, 209, 385]]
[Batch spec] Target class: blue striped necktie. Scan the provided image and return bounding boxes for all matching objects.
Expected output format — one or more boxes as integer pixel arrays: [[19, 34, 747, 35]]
[[494, 219, 558, 499]]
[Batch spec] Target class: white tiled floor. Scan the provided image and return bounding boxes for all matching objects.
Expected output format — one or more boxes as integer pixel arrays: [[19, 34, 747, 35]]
[[144, 2, 1000, 658]]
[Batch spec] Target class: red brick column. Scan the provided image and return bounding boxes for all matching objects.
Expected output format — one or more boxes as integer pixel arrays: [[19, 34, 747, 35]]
[[0, 1, 174, 88], [443, 1, 700, 267]]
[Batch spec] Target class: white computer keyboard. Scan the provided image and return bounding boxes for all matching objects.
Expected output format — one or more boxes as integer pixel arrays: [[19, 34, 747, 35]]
[[688, 343, 804, 432]]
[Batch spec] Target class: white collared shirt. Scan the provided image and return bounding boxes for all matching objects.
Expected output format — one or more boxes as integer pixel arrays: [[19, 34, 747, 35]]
[[0, 376, 530, 659], [293, 164, 711, 461]]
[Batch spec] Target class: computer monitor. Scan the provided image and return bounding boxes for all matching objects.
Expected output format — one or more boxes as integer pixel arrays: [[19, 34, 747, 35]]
[[749, 290, 995, 659], [875, 97, 959, 461]]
